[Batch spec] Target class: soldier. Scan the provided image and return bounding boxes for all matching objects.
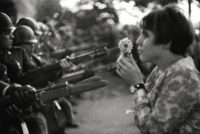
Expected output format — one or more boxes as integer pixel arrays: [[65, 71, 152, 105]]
[[13, 25, 63, 66], [17, 17, 42, 37], [16, 17, 57, 55], [117, 4, 200, 134], [0, 12, 72, 87], [0, 12, 37, 84], [12, 25, 63, 87], [0, 63, 48, 134], [13, 25, 78, 134], [17, 17, 74, 60]]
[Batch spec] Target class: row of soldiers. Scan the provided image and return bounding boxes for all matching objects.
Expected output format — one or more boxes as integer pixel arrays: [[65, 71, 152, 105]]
[[0, 12, 93, 134]]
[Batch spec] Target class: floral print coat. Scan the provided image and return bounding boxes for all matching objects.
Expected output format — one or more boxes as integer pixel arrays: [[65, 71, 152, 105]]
[[134, 56, 200, 134]]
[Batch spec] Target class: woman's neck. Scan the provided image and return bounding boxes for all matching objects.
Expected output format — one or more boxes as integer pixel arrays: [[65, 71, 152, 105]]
[[155, 53, 183, 71]]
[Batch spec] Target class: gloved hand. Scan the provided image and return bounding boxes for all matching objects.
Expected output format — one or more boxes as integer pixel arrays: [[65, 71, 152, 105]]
[[5, 84, 37, 109], [60, 58, 73, 70], [6, 103, 23, 120]]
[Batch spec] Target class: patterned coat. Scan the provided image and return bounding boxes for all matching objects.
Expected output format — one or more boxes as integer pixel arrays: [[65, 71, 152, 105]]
[[134, 56, 200, 134]]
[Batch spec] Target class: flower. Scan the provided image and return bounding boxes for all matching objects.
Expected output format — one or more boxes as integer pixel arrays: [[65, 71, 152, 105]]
[[118, 37, 133, 53]]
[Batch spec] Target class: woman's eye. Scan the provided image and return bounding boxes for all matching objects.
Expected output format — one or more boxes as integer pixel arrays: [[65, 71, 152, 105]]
[[143, 33, 148, 37], [142, 31, 149, 38]]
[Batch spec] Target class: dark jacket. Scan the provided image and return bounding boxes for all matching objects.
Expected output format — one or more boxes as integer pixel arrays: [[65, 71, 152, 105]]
[[0, 47, 36, 83], [0, 63, 48, 134], [0, 63, 10, 84], [0, 47, 62, 87], [0, 64, 10, 109]]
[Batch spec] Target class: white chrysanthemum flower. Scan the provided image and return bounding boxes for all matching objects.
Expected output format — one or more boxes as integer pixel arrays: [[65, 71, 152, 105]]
[[118, 37, 132, 54]]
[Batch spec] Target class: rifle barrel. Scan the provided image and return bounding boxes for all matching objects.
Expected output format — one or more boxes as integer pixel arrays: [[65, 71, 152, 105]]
[[77, 76, 102, 84], [36, 81, 69, 93], [69, 47, 119, 64], [70, 80, 108, 94], [57, 69, 95, 84], [37, 80, 108, 103]]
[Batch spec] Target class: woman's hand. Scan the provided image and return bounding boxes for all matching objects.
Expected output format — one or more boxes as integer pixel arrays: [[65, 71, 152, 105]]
[[116, 55, 143, 85]]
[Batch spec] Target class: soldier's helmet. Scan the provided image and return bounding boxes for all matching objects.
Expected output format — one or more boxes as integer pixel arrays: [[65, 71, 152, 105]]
[[13, 25, 38, 45], [38, 22, 49, 35], [16, 17, 42, 36], [0, 12, 13, 32]]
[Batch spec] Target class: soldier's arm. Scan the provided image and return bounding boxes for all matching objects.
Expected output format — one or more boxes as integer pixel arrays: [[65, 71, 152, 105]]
[[18, 49, 63, 85], [21, 48, 37, 71]]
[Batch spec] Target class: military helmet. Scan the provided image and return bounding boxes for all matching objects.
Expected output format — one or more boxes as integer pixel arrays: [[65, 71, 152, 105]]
[[16, 17, 42, 36], [13, 25, 38, 45], [0, 12, 13, 32]]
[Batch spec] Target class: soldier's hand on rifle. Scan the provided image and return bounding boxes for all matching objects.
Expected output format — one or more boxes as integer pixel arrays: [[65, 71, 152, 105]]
[[6, 103, 23, 119], [60, 58, 74, 70], [5, 84, 37, 109]]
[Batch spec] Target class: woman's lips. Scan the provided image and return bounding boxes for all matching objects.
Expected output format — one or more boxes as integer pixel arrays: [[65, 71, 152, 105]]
[[138, 48, 143, 55]]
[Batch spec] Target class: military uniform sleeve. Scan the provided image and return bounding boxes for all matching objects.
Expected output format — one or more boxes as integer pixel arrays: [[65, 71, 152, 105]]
[[134, 69, 198, 134], [0, 64, 10, 83], [19, 49, 63, 86], [0, 81, 10, 109], [0, 81, 9, 96], [21, 48, 37, 71]]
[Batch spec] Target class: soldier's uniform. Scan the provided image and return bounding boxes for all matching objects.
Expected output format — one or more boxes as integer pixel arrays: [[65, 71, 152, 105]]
[[12, 24, 78, 134], [0, 47, 35, 83], [0, 46, 63, 88], [0, 12, 48, 134], [0, 63, 48, 134]]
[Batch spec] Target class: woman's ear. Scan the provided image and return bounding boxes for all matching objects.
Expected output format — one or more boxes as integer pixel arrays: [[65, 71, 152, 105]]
[[162, 41, 172, 50]]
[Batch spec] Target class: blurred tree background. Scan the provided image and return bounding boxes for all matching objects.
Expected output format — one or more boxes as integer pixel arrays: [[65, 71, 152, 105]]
[[0, 0, 200, 50]]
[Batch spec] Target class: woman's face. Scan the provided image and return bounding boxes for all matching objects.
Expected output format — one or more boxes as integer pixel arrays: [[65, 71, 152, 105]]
[[136, 29, 162, 63]]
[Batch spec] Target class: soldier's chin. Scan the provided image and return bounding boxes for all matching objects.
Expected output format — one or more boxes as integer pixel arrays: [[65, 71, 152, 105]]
[[7, 44, 13, 49]]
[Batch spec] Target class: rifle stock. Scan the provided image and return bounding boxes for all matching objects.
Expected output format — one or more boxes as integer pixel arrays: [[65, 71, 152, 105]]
[[36, 80, 108, 103]]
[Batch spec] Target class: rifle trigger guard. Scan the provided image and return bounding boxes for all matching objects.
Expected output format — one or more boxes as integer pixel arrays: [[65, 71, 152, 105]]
[[47, 82, 55, 88]]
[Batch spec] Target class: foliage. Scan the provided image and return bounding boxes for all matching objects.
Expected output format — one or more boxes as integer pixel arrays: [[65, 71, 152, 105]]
[[120, 0, 178, 7], [75, 0, 119, 29], [36, 0, 62, 21], [0, 0, 18, 22], [157, 0, 179, 5]]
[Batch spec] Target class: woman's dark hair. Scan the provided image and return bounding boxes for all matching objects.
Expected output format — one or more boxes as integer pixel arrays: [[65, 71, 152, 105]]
[[140, 4, 194, 56]]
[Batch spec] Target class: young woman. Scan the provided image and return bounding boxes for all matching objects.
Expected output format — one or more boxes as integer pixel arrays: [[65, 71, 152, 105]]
[[117, 4, 200, 134]]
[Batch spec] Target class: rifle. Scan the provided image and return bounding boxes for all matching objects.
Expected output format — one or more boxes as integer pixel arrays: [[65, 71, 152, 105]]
[[50, 44, 93, 59], [36, 76, 108, 104], [55, 69, 95, 84], [24, 47, 119, 77], [68, 46, 119, 64], [20, 46, 119, 85]]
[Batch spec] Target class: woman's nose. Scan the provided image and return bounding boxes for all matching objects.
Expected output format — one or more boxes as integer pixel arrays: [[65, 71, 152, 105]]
[[136, 35, 143, 47]]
